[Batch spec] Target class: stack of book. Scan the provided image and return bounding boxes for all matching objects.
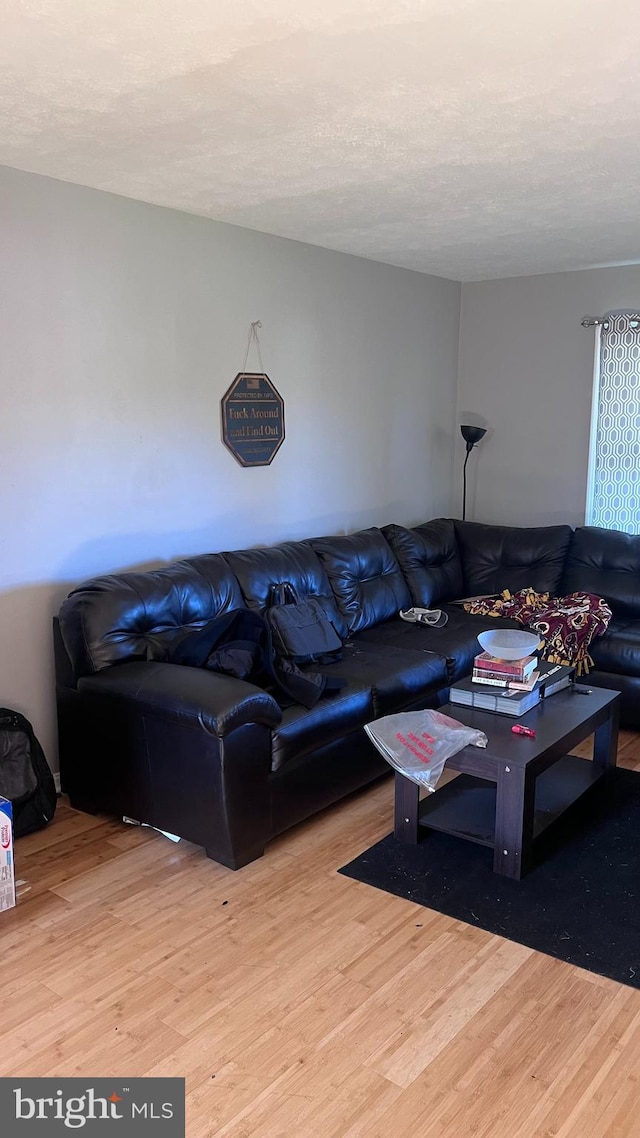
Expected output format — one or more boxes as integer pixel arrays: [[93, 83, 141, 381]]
[[449, 654, 575, 717], [473, 651, 538, 690]]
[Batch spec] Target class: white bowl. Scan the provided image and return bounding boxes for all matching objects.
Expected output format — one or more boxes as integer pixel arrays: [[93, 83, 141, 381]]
[[477, 629, 541, 661]]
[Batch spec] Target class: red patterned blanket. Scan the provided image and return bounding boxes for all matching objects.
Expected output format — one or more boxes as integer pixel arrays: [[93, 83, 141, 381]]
[[463, 588, 612, 675]]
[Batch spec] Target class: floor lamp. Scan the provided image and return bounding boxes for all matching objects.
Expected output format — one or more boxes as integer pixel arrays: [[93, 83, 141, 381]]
[[461, 425, 487, 521]]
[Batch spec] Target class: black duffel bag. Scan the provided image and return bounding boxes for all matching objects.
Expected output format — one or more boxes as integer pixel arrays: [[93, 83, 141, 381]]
[[0, 709, 57, 837], [266, 582, 343, 665]]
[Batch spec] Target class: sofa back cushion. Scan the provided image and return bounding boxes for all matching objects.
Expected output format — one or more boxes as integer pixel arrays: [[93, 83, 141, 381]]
[[560, 527, 640, 617], [311, 528, 411, 633], [383, 519, 463, 606], [59, 555, 244, 677], [223, 540, 348, 638], [454, 521, 573, 597]]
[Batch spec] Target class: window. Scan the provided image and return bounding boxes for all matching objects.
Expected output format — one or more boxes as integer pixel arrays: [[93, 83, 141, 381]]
[[586, 311, 640, 533]]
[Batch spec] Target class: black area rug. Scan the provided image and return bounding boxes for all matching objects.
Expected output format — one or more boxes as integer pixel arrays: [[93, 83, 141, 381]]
[[339, 767, 640, 989]]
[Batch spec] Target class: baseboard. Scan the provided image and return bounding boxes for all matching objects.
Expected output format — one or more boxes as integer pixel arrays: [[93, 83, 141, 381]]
[[54, 772, 61, 795]]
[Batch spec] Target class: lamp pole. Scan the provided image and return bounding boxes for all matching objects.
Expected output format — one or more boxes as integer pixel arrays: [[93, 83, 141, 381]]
[[460, 425, 487, 521]]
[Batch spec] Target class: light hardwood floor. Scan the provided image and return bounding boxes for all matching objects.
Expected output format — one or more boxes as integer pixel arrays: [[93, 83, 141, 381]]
[[3, 730, 640, 1137]]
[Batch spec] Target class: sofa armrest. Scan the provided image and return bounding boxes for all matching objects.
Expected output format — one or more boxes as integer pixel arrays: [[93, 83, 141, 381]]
[[61, 661, 282, 868], [77, 661, 282, 737]]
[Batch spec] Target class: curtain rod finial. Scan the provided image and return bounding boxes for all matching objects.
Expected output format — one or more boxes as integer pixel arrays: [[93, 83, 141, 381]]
[[582, 316, 610, 329]]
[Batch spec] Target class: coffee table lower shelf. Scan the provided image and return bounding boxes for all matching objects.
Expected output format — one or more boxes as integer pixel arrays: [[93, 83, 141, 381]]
[[416, 754, 603, 849]]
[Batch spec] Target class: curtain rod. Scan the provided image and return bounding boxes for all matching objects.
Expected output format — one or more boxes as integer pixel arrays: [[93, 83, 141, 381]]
[[581, 314, 640, 329], [581, 316, 609, 328]]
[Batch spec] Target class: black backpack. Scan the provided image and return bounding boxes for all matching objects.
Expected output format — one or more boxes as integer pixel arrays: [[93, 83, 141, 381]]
[[0, 709, 57, 837]]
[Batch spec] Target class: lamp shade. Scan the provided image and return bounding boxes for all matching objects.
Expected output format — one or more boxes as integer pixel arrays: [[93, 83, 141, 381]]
[[460, 424, 487, 447]]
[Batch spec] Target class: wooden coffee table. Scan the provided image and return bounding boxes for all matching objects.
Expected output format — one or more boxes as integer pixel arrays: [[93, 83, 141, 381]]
[[394, 686, 620, 879]]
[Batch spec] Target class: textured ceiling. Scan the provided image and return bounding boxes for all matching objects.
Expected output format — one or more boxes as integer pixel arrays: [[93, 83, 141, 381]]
[[2, 0, 640, 281]]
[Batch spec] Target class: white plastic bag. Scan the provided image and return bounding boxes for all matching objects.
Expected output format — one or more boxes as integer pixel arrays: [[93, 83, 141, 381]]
[[364, 708, 487, 792]]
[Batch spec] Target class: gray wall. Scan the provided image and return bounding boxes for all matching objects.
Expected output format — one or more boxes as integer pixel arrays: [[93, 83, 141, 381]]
[[457, 265, 640, 527], [0, 164, 461, 772]]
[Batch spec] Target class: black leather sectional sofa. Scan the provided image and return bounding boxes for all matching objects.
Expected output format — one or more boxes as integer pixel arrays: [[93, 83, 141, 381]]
[[55, 518, 640, 869]]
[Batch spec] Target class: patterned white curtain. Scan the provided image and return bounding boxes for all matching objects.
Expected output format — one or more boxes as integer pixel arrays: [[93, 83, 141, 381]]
[[587, 312, 640, 533]]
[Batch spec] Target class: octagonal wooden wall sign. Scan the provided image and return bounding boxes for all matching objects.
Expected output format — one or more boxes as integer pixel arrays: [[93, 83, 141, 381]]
[[221, 372, 285, 467]]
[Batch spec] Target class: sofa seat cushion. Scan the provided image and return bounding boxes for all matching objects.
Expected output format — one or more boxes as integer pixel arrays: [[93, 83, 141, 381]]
[[271, 642, 446, 772], [354, 607, 521, 683], [586, 670, 640, 728], [271, 680, 374, 772], [330, 641, 446, 713], [588, 620, 640, 677]]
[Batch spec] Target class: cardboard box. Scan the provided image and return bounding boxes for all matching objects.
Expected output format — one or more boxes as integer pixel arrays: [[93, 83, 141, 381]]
[[0, 797, 16, 911]]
